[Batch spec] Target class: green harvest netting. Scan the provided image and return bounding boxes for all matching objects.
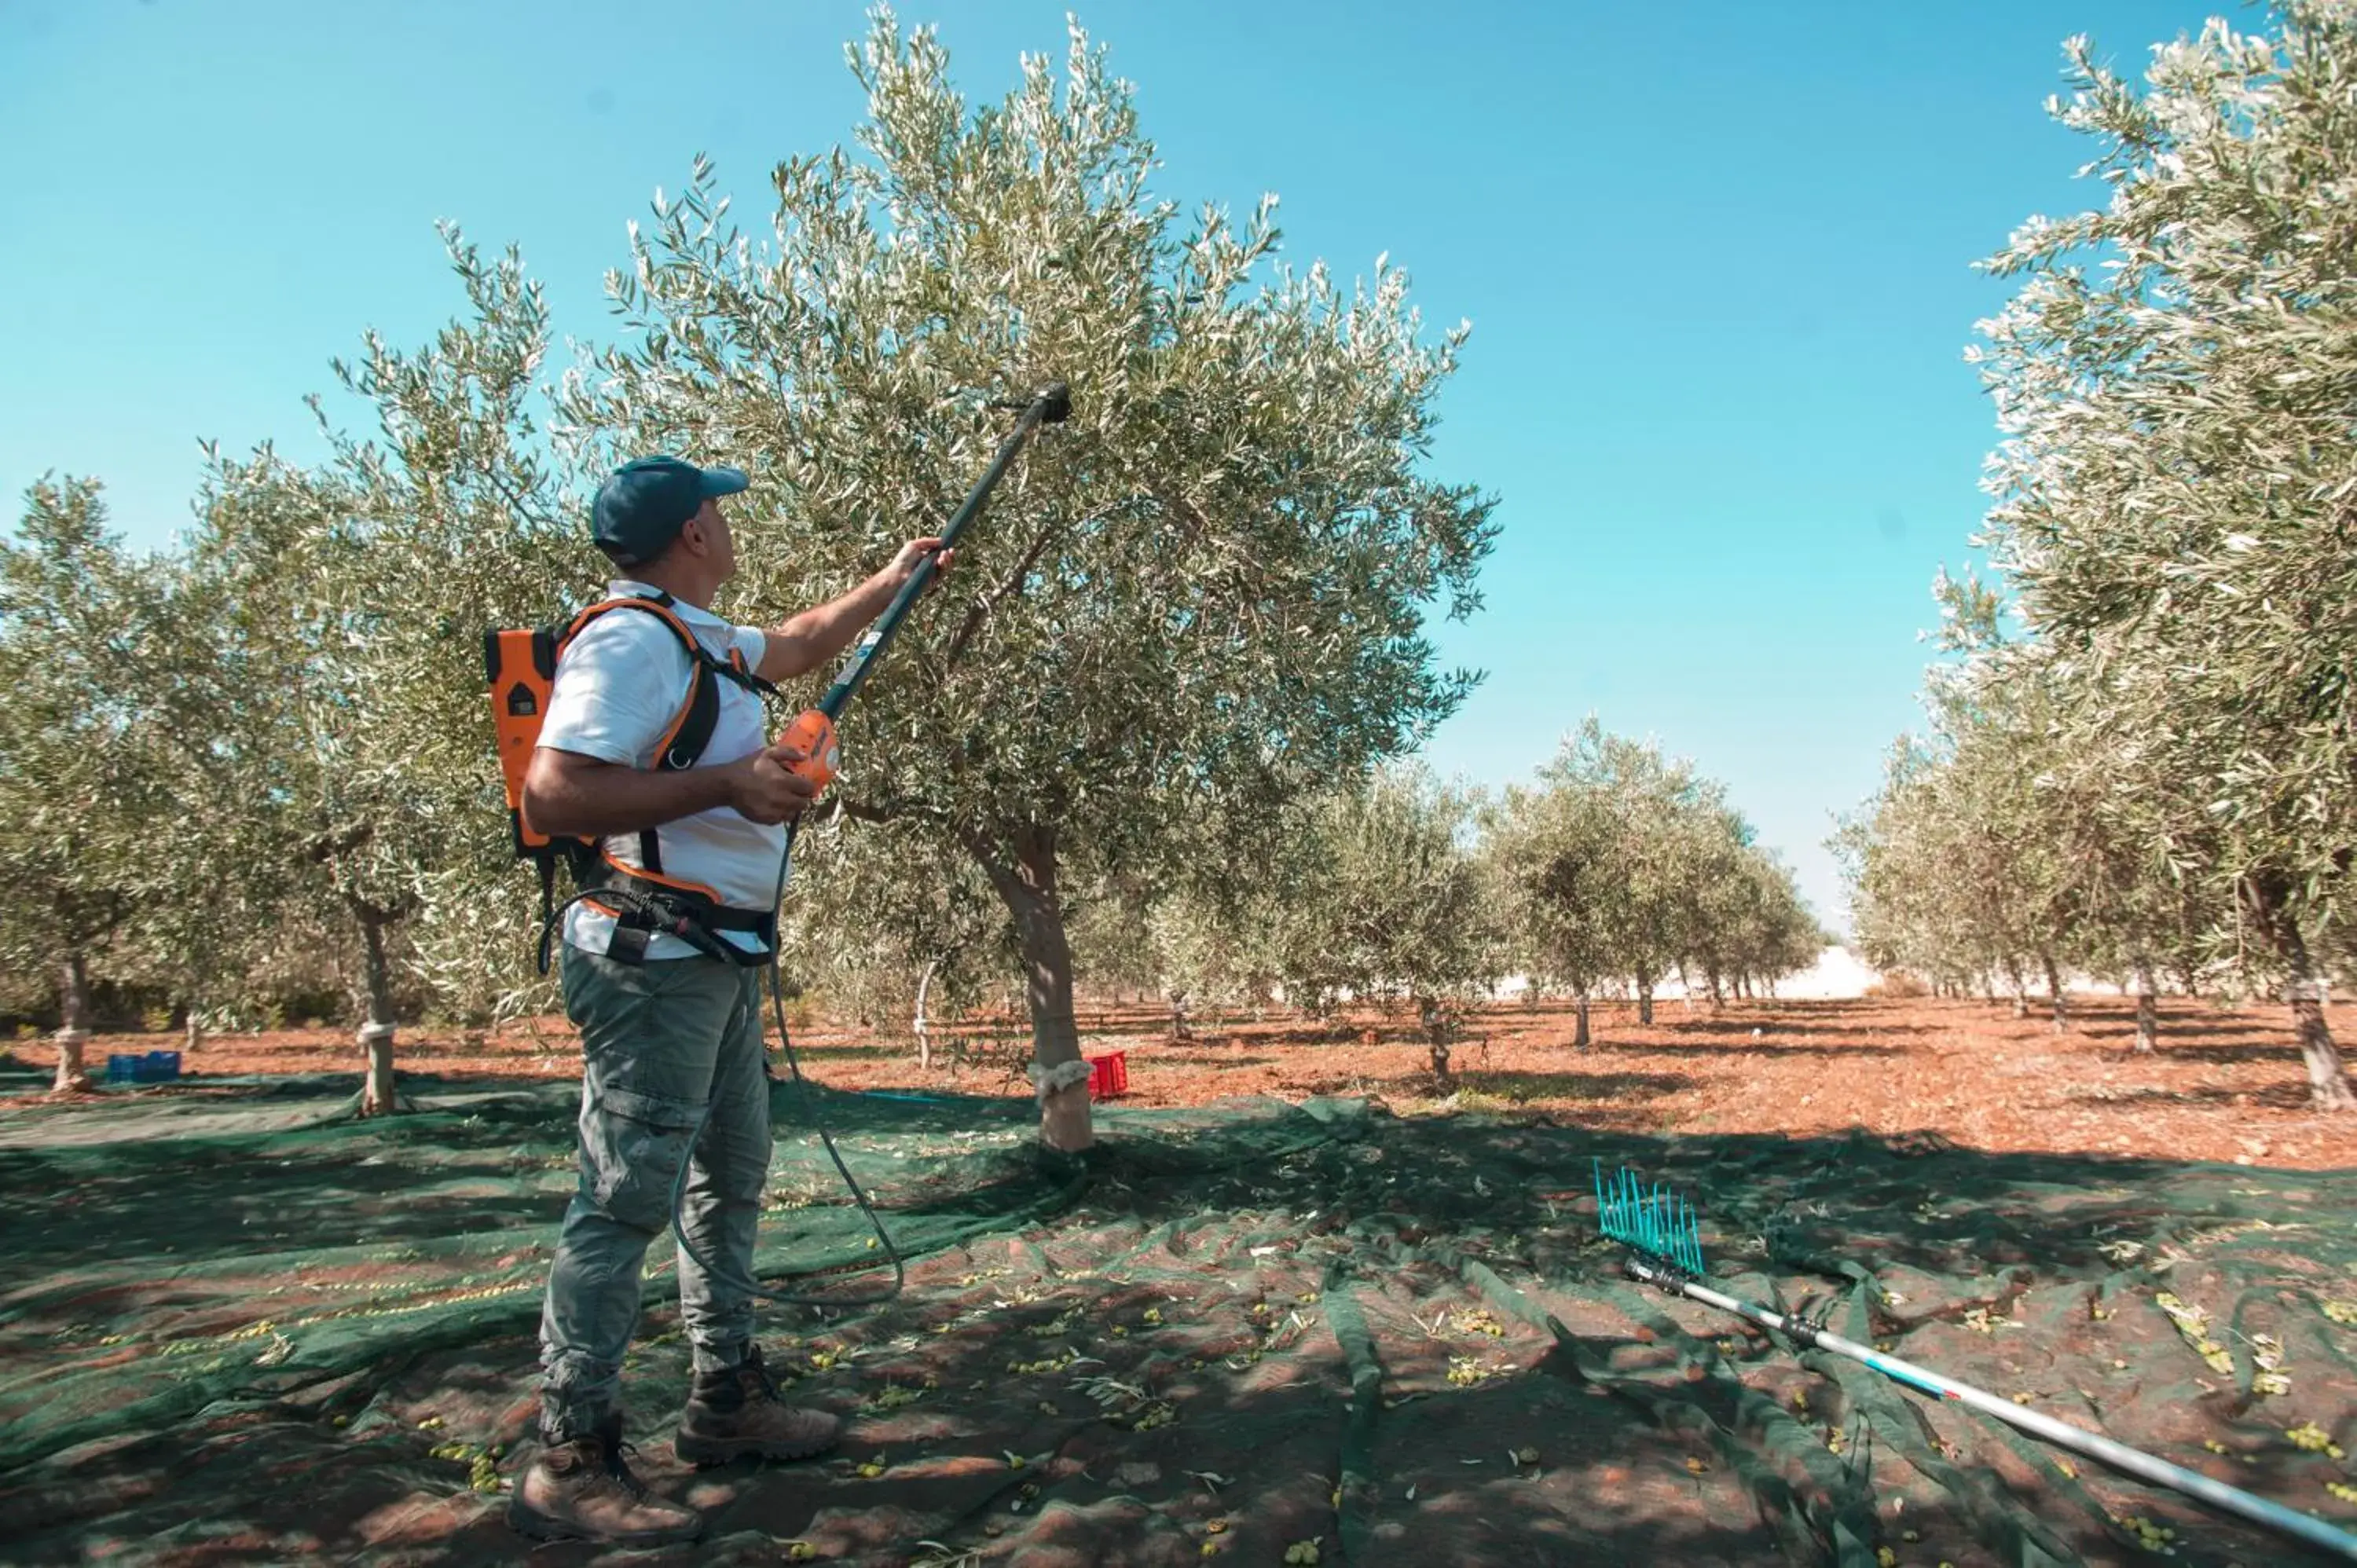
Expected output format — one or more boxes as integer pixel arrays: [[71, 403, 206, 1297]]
[[1, 1057, 2353, 1566]]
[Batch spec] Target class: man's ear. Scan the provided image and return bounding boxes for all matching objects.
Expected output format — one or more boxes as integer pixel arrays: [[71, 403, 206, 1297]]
[[676, 513, 709, 558]]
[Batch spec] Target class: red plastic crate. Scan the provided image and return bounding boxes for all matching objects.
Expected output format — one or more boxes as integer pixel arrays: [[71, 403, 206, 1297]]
[[1086, 1050, 1128, 1099]]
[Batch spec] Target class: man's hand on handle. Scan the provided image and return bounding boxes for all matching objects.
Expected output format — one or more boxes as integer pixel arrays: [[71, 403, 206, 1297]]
[[727, 742, 823, 825], [886, 536, 955, 592]]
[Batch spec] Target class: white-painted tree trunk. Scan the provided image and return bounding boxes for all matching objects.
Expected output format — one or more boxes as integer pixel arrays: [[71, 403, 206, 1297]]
[[966, 823, 1094, 1153], [355, 910, 400, 1116], [914, 959, 937, 1071], [52, 954, 92, 1094]]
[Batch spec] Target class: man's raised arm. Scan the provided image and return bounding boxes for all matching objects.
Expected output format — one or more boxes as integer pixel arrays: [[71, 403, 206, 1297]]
[[757, 537, 953, 683]]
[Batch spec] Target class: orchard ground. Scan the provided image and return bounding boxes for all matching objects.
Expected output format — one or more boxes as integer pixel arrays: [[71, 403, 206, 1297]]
[[16, 973, 2357, 1170], [3, 984, 2355, 1566]]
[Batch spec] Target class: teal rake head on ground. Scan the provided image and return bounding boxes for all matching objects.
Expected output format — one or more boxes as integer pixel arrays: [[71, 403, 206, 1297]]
[[1593, 1159, 1706, 1275]]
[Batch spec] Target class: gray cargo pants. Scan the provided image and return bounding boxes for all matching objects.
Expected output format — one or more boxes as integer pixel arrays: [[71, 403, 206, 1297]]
[[537, 945, 772, 1442]]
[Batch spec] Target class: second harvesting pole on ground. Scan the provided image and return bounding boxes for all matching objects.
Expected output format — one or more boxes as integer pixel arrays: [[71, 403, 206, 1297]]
[[1626, 1254, 2357, 1561]]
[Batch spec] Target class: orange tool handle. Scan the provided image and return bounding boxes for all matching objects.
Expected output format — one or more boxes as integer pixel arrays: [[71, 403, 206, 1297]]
[[777, 708, 840, 793]]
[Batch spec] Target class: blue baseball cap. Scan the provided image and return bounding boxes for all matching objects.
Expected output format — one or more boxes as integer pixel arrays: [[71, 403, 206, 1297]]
[[589, 456, 751, 566]]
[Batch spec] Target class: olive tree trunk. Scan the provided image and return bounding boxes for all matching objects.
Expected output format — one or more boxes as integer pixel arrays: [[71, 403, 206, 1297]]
[[1637, 978, 1655, 1026], [354, 905, 400, 1117], [2041, 951, 2068, 1033], [966, 823, 1093, 1152], [52, 952, 93, 1094], [913, 958, 937, 1070], [1418, 995, 1452, 1082], [2238, 874, 2356, 1112], [1574, 988, 1591, 1050], [2005, 956, 2029, 1020], [2133, 958, 2159, 1054]]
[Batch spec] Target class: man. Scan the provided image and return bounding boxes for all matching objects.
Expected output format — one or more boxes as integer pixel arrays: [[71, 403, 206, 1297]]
[[507, 455, 951, 1547]]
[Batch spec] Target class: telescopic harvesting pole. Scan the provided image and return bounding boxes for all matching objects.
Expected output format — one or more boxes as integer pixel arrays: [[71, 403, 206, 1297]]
[[816, 382, 1071, 722]]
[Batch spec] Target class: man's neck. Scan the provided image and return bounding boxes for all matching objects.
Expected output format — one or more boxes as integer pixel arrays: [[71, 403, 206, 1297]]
[[618, 566, 717, 612]]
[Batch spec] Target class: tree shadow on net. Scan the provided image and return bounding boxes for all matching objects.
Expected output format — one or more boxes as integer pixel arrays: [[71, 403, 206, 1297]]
[[0, 1321, 1861, 1567]]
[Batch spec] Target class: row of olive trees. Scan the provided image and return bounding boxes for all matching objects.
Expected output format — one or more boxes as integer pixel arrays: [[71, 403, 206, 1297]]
[[0, 237, 592, 1106], [1014, 729, 1818, 1075], [1489, 720, 1822, 1043], [1132, 764, 1505, 1079], [1838, 1, 2357, 1112]]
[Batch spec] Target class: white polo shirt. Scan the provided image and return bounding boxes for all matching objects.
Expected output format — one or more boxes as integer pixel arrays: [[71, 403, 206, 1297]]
[[537, 582, 786, 961]]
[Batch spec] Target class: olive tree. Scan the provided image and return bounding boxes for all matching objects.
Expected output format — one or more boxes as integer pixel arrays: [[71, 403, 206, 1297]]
[[1713, 845, 1824, 1000], [1141, 892, 1266, 1037], [1832, 741, 1961, 993], [119, 513, 316, 1049], [1945, 684, 2080, 1022], [0, 479, 183, 1090], [1969, 2, 2357, 1107], [2015, 661, 2231, 1050], [1499, 719, 1818, 1035], [1487, 721, 1635, 1046], [563, 13, 1497, 1149], [1838, 711, 2082, 1013], [1668, 793, 1759, 1011], [1261, 765, 1504, 1079], [1565, 727, 1733, 1026], [1838, 573, 2101, 1017], [192, 231, 593, 1111]]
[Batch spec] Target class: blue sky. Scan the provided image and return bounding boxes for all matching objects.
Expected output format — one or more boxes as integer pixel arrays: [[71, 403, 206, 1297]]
[[2, 0, 2238, 929]]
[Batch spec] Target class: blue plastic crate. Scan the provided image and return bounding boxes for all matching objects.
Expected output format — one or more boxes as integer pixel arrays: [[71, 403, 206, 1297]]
[[105, 1053, 141, 1083], [142, 1050, 181, 1082]]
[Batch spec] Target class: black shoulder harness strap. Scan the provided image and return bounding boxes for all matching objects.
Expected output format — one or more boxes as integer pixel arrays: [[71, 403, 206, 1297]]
[[562, 589, 779, 774]]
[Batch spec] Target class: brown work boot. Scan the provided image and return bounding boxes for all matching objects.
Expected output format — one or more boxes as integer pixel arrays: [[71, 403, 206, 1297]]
[[506, 1416, 702, 1547], [675, 1343, 842, 1467]]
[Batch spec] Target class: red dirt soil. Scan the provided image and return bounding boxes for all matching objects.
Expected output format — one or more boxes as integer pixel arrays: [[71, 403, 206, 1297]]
[[15, 994, 2357, 1169]]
